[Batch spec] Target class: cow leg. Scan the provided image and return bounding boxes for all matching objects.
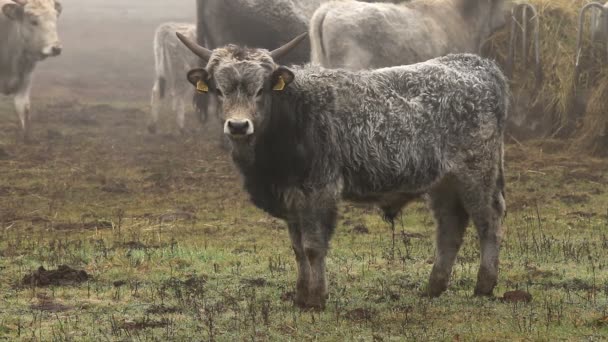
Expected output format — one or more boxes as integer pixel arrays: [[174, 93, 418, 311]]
[[14, 79, 32, 142], [427, 184, 469, 297], [176, 97, 186, 134], [287, 220, 311, 308], [459, 175, 505, 297], [299, 204, 337, 309], [149, 79, 162, 134]]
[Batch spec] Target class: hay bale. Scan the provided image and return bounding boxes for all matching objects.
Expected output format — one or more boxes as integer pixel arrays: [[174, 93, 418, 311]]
[[485, 0, 608, 155]]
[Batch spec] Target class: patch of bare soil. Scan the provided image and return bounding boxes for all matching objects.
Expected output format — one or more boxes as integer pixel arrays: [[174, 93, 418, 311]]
[[121, 318, 169, 331], [240, 278, 268, 287], [53, 220, 113, 230], [30, 294, 72, 312], [146, 305, 182, 315], [22, 265, 90, 287], [351, 224, 370, 234], [501, 290, 533, 303], [345, 308, 376, 322]]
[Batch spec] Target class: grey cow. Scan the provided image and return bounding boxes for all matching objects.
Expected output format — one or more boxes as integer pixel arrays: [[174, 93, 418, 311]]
[[0, 0, 62, 140], [311, 0, 509, 70], [149, 22, 198, 134], [177, 33, 509, 309]]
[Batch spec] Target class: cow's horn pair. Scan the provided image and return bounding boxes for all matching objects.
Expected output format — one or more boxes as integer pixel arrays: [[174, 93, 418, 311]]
[[12, 0, 27, 5], [176, 32, 308, 62]]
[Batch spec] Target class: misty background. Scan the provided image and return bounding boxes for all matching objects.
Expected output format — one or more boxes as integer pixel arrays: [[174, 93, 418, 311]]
[[35, 0, 195, 103]]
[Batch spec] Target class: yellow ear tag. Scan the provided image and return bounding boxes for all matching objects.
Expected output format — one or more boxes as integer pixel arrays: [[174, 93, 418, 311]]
[[273, 76, 286, 91], [196, 80, 208, 93]]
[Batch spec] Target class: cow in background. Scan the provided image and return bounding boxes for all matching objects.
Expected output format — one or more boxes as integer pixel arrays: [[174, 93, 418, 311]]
[[311, 0, 509, 70], [0, 0, 62, 140], [149, 22, 198, 134]]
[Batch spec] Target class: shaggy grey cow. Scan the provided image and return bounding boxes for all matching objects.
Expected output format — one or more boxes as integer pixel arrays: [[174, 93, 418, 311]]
[[149, 22, 198, 134], [0, 0, 62, 140], [177, 32, 509, 309], [311, 0, 508, 70]]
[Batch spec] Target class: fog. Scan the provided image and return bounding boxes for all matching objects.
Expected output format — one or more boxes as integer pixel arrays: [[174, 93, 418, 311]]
[[35, 0, 196, 102]]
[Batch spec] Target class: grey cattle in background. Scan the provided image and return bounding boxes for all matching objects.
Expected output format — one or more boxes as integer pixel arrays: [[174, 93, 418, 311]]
[[311, 0, 509, 70], [194, 0, 402, 123], [177, 32, 508, 309], [0, 0, 62, 140], [149, 22, 197, 134]]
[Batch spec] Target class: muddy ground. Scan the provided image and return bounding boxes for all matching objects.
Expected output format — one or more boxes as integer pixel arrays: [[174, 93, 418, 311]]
[[0, 1, 607, 340]]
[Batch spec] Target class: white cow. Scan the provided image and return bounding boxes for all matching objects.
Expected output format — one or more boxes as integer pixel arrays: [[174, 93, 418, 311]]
[[149, 22, 198, 134], [0, 0, 62, 140]]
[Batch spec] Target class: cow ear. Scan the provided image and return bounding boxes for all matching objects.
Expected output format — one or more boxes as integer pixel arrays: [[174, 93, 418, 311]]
[[2, 3, 24, 21], [55, 1, 63, 15], [187, 68, 209, 93], [271, 66, 295, 91]]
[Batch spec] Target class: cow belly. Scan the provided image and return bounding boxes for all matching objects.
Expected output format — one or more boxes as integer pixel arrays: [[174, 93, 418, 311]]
[[0, 75, 23, 95]]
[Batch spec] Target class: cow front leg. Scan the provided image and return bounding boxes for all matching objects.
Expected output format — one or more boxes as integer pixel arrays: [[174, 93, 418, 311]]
[[300, 205, 337, 309], [14, 80, 32, 142], [287, 221, 310, 308]]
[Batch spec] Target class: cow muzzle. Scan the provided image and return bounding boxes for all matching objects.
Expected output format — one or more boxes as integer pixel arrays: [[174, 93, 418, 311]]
[[224, 119, 254, 137], [42, 44, 62, 57]]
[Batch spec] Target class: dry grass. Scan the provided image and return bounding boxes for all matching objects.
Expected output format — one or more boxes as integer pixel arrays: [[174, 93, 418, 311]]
[[486, 0, 608, 154]]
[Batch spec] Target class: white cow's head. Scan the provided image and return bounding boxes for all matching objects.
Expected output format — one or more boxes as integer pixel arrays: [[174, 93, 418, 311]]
[[2, 0, 63, 60]]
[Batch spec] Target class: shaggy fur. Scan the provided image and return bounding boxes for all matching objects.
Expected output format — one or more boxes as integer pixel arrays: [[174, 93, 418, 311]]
[[149, 22, 200, 133], [0, 0, 62, 139], [190, 43, 509, 308], [310, 0, 509, 70]]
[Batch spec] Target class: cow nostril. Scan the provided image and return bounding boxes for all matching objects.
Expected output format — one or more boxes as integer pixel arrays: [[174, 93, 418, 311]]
[[51, 46, 62, 56], [227, 120, 250, 135]]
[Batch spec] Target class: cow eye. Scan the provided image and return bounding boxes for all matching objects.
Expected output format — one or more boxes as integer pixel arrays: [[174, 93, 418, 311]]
[[215, 88, 223, 97], [30, 19, 39, 26], [256, 88, 263, 98]]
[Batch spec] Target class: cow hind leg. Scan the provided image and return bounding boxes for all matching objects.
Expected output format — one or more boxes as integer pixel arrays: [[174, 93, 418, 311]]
[[459, 174, 505, 297], [149, 79, 162, 134], [176, 97, 186, 134], [427, 181, 469, 297]]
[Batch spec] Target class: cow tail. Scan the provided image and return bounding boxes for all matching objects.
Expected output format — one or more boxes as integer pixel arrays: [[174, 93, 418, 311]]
[[310, 6, 329, 66]]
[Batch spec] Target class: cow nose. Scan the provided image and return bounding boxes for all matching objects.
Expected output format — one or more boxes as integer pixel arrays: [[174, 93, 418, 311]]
[[225, 119, 253, 136], [51, 45, 62, 56]]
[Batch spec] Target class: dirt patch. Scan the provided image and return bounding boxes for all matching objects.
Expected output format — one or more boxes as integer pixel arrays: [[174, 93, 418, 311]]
[[345, 308, 376, 322], [100, 180, 130, 194], [240, 278, 268, 287], [159, 211, 197, 223], [501, 290, 533, 303], [53, 220, 113, 230], [351, 224, 370, 234], [121, 318, 169, 331], [30, 294, 72, 312], [146, 305, 182, 315], [22, 265, 90, 287], [558, 194, 590, 205], [280, 291, 295, 302]]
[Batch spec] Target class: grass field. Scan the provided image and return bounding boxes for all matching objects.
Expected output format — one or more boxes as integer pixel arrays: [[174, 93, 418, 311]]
[[0, 98, 606, 341]]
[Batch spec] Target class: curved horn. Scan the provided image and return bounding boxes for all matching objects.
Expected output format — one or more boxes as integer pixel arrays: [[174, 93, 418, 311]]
[[176, 32, 212, 62], [12, 0, 27, 5], [270, 32, 308, 60]]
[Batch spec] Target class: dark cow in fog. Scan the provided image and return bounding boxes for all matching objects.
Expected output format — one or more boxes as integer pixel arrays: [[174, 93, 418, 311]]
[[194, 0, 405, 120], [311, 0, 508, 70], [0, 0, 62, 140], [177, 32, 509, 309]]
